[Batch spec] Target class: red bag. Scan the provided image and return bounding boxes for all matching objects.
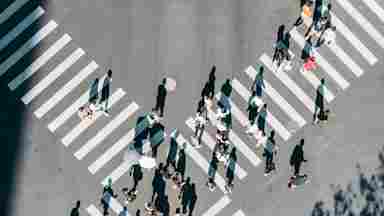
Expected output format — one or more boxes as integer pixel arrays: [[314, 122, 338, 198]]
[[303, 56, 317, 71]]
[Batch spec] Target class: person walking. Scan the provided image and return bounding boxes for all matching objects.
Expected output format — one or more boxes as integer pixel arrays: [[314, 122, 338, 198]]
[[316, 25, 336, 48], [176, 148, 186, 181], [251, 66, 266, 97], [129, 163, 143, 194], [154, 78, 167, 117], [247, 90, 260, 126], [118, 207, 128, 216], [207, 66, 216, 99], [155, 194, 170, 216], [290, 139, 307, 177], [150, 168, 166, 205], [221, 79, 232, 98], [135, 209, 140, 216], [313, 78, 325, 123], [149, 121, 165, 159], [207, 151, 219, 191], [100, 70, 112, 116], [101, 178, 117, 216], [188, 183, 198, 216], [263, 130, 278, 175], [89, 78, 99, 104], [257, 104, 268, 133], [225, 147, 237, 193], [179, 177, 192, 214], [70, 200, 81, 216], [193, 108, 206, 148], [165, 129, 179, 177]]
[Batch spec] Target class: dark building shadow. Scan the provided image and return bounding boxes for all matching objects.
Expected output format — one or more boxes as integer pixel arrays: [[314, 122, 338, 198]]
[[0, 0, 53, 215]]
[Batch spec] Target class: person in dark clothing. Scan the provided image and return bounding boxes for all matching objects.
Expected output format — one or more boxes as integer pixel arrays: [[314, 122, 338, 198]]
[[207, 65, 216, 99], [89, 78, 99, 104], [264, 130, 277, 174], [225, 147, 237, 192], [133, 115, 150, 154], [101, 178, 117, 216], [247, 90, 260, 125], [129, 164, 143, 193], [70, 200, 81, 216], [290, 139, 307, 176], [176, 149, 186, 181], [100, 70, 112, 114], [196, 97, 208, 119], [207, 151, 219, 190], [149, 122, 165, 159], [201, 81, 210, 99], [165, 129, 179, 177], [188, 183, 198, 216], [135, 209, 141, 216], [155, 194, 170, 216], [273, 25, 287, 65], [251, 66, 266, 97], [154, 78, 167, 117], [257, 104, 268, 133], [221, 79, 232, 97], [313, 78, 325, 123], [301, 36, 313, 61], [179, 177, 192, 214], [150, 169, 166, 204]]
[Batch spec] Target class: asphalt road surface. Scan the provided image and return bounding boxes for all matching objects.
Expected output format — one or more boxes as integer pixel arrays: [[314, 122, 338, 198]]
[[1, 0, 384, 215]]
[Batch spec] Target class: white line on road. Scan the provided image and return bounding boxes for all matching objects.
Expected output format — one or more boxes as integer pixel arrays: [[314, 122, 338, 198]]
[[0, 6, 44, 52], [202, 195, 231, 216], [0, 20, 58, 77], [231, 79, 291, 141], [61, 89, 126, 146], [363, 0, 384, 24], [74, 102, 139, 160], [245, 65, 306, 128], [330, 12, 377, 65], [336, 0, 384, 50], [185, 117, 248, 180], [260, 54, 315, 113], [34, 61, 98, 118], [206, 109, 262, 167], [21, 48, 85, 104], [47, 74, 107, 132], [290, 29, 350, 90], [86, 204, 103, 216], [176, 134, 227, 193], [233, 209, 246, 216], [88, 128, 135, 174], [0, 0, 30, 25], [9, 34, 72, 90]]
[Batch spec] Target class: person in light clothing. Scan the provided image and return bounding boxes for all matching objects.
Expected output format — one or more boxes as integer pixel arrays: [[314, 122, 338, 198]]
[[316, 26, 336, 47], [193, 110, 206, 147]]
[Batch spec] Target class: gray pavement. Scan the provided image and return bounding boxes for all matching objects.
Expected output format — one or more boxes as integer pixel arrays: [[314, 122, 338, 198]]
[[2, 0, 384, 216]]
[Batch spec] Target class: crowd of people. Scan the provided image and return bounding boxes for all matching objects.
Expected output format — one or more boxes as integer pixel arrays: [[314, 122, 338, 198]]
[[70, 0, 342, 215]]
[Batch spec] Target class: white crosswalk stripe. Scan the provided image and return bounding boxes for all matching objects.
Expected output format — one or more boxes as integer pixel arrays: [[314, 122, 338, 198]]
[[88, 128, 135, 174], [0, 20, 58, 77], [74, 102, 139, 160], [0, 0, 30, 25], [231, 79, 292, 140], [260, 54, 315, 114], [34, 61, 98, 118], [202, 195, 231, 216], [9, 34, 72, 91], [336, 0, 384, 50], [206, 109, 262, 167], [185, 117, 248, 180], [233, 209, 246, 216], [47, 74, 107, 132], [331, 12, 378, 65], [61, 89, 126, 147], [86, 205, 103, 216], [21, 48, 85, 104], [290, 29, 350, 90], [0, 6, 44, 52], [176, 134, 227, 193], [362, 0, 384, 24], [244, 65, 306, 128]]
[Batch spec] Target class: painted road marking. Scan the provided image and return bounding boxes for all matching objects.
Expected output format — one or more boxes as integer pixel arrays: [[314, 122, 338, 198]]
[[0, 0, 30, 25], [363, 0, 384, 24], [86, 205, 103, 216], [202, 195, 231, 216]]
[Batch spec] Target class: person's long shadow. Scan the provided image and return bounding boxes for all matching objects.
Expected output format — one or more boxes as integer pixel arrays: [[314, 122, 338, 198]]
[[0, 1, 53, 215]]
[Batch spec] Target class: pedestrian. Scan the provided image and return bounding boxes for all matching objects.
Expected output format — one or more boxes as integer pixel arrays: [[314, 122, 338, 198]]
[[316, 25, 336, 47], [188, 183, 198, 216], [193, 109, 206, 147], [313, 78, 325, 123], [176, 148, 186, 181], [135, 209, 141, 216], [129, 163, 143, 194], [89, 78, 99, 104], [179, 177, 192, 214], [201, 81, 210, 100], [263, 130, 278, 175], [225, 147, 237, 193], [247, 90, 260, 125], [293, 0, 313, 29], [251, 66, 265, 97], [101, 178, 117, 216], [165, 129, 179, 177], [273, 25, 286, 65], [221, 79, 232, 97], [70, 200, 81, 216], [100, 69, 112, 116], [289, 139, 307, 176], [155, 194, 170, 216], [257, 104, 267, 134], [207, 65, 216, 99], [150, 168, 165, 204], [154, 78, 167, 117], [196, 97, 207, 119], [149, 121, 165, 159], [118, 207, 128, 216], [207, 151, 218, 191]]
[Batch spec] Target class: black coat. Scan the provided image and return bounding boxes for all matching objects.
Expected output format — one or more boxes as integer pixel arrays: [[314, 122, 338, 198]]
[[157, 84, 167, 101], [176, 151, 186, 174], [290, 145, 304, 165], [149, 122, 165, 147]]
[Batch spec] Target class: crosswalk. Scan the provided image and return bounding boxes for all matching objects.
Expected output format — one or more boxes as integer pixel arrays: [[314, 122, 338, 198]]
[[1, 0, 384, 215]]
